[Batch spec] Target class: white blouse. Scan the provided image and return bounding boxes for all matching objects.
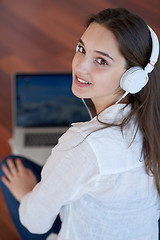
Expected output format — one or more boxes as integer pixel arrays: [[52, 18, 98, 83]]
[[19, 104, 160, 240]]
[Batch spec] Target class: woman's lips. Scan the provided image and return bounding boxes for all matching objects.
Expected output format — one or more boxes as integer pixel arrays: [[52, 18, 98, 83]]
[[74, 76, 91, 87]]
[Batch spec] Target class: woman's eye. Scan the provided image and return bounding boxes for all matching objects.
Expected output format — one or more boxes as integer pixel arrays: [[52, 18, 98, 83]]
[[76, 45, 85, 54], [96, 58, 107, 65]]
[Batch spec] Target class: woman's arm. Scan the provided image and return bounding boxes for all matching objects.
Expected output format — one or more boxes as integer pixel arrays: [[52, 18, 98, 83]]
[[19, 128, 99, 234]]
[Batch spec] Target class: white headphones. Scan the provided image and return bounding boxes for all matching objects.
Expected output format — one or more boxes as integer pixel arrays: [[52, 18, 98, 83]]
[[116, 26, 159, 104]]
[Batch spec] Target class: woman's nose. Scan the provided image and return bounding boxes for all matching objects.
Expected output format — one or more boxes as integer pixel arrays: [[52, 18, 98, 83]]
[[75, 57, 92, 75]]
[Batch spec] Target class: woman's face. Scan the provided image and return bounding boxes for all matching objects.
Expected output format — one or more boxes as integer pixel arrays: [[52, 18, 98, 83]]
[[72, 22, 127, 113]]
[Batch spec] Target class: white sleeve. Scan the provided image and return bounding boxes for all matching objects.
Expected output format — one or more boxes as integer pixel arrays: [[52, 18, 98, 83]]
[[19, 127, 99, 234]]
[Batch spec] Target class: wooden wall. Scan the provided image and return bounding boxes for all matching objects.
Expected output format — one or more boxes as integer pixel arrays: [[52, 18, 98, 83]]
[[0, 0, 159, 239]]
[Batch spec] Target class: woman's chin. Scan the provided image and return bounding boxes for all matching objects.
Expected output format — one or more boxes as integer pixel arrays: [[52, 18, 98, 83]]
[[72, 87, 86, 99]]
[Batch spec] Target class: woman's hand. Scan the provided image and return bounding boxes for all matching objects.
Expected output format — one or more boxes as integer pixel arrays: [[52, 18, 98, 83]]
[[1, 158, 37, 202]]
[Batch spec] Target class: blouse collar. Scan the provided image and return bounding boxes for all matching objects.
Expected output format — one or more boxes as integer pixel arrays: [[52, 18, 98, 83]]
[[95, 103, 131, 123]]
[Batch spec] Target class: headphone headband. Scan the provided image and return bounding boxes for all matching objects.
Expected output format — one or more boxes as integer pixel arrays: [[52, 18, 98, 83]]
[[145, 26, 159, 73], [118, 25, 159, 97]]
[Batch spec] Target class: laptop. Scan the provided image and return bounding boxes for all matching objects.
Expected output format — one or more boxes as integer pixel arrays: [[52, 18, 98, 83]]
[[10, 72, 90, 166]]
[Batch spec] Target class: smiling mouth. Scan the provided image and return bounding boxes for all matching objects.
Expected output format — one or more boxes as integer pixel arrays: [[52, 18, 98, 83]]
[[77, 77, 91, 85]]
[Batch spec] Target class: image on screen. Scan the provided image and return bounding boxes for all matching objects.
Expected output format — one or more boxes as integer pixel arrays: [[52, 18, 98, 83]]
[[15, 73, 90, 127]]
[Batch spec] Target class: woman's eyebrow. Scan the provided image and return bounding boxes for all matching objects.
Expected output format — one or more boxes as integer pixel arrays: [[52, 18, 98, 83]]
[[79, 39, 85, 45], [78, 39, 114, 62], [95, 50, 114, 62]]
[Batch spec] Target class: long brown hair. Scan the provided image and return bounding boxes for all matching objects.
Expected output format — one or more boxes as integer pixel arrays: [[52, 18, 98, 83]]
[[86, 8, 160, 194]]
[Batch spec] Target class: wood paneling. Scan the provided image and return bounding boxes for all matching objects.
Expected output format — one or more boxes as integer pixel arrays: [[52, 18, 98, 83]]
[[0, 0, 159, 239]]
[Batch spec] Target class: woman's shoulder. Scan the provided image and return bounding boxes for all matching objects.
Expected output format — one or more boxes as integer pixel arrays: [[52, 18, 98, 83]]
[[59, 103, 134, 143], [57, 118, 99, 146], [71, 118, 100, 135]]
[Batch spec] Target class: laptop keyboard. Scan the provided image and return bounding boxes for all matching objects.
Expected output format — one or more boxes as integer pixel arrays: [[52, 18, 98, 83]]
[[25, 132, 62, 146]]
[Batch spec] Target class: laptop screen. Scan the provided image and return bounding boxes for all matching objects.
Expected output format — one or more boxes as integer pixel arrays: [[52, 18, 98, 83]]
[[14, 73, 90, 127]]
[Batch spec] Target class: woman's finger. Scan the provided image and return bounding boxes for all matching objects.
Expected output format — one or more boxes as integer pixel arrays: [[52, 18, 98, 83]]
[[1, 164, 13, 180], [1, 175, 11, 188], [6, 158, 17, 175], [15, 158, 25, 172]]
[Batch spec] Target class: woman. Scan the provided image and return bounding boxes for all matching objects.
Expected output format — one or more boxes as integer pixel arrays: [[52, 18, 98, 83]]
[[0, 8, 160, 240]]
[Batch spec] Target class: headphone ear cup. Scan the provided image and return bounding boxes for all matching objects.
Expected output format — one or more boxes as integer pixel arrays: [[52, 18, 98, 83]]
[[120, 66, 149, 94]]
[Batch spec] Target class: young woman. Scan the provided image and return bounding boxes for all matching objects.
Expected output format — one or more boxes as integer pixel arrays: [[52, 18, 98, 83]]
[[0, 8, 160, 240]]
